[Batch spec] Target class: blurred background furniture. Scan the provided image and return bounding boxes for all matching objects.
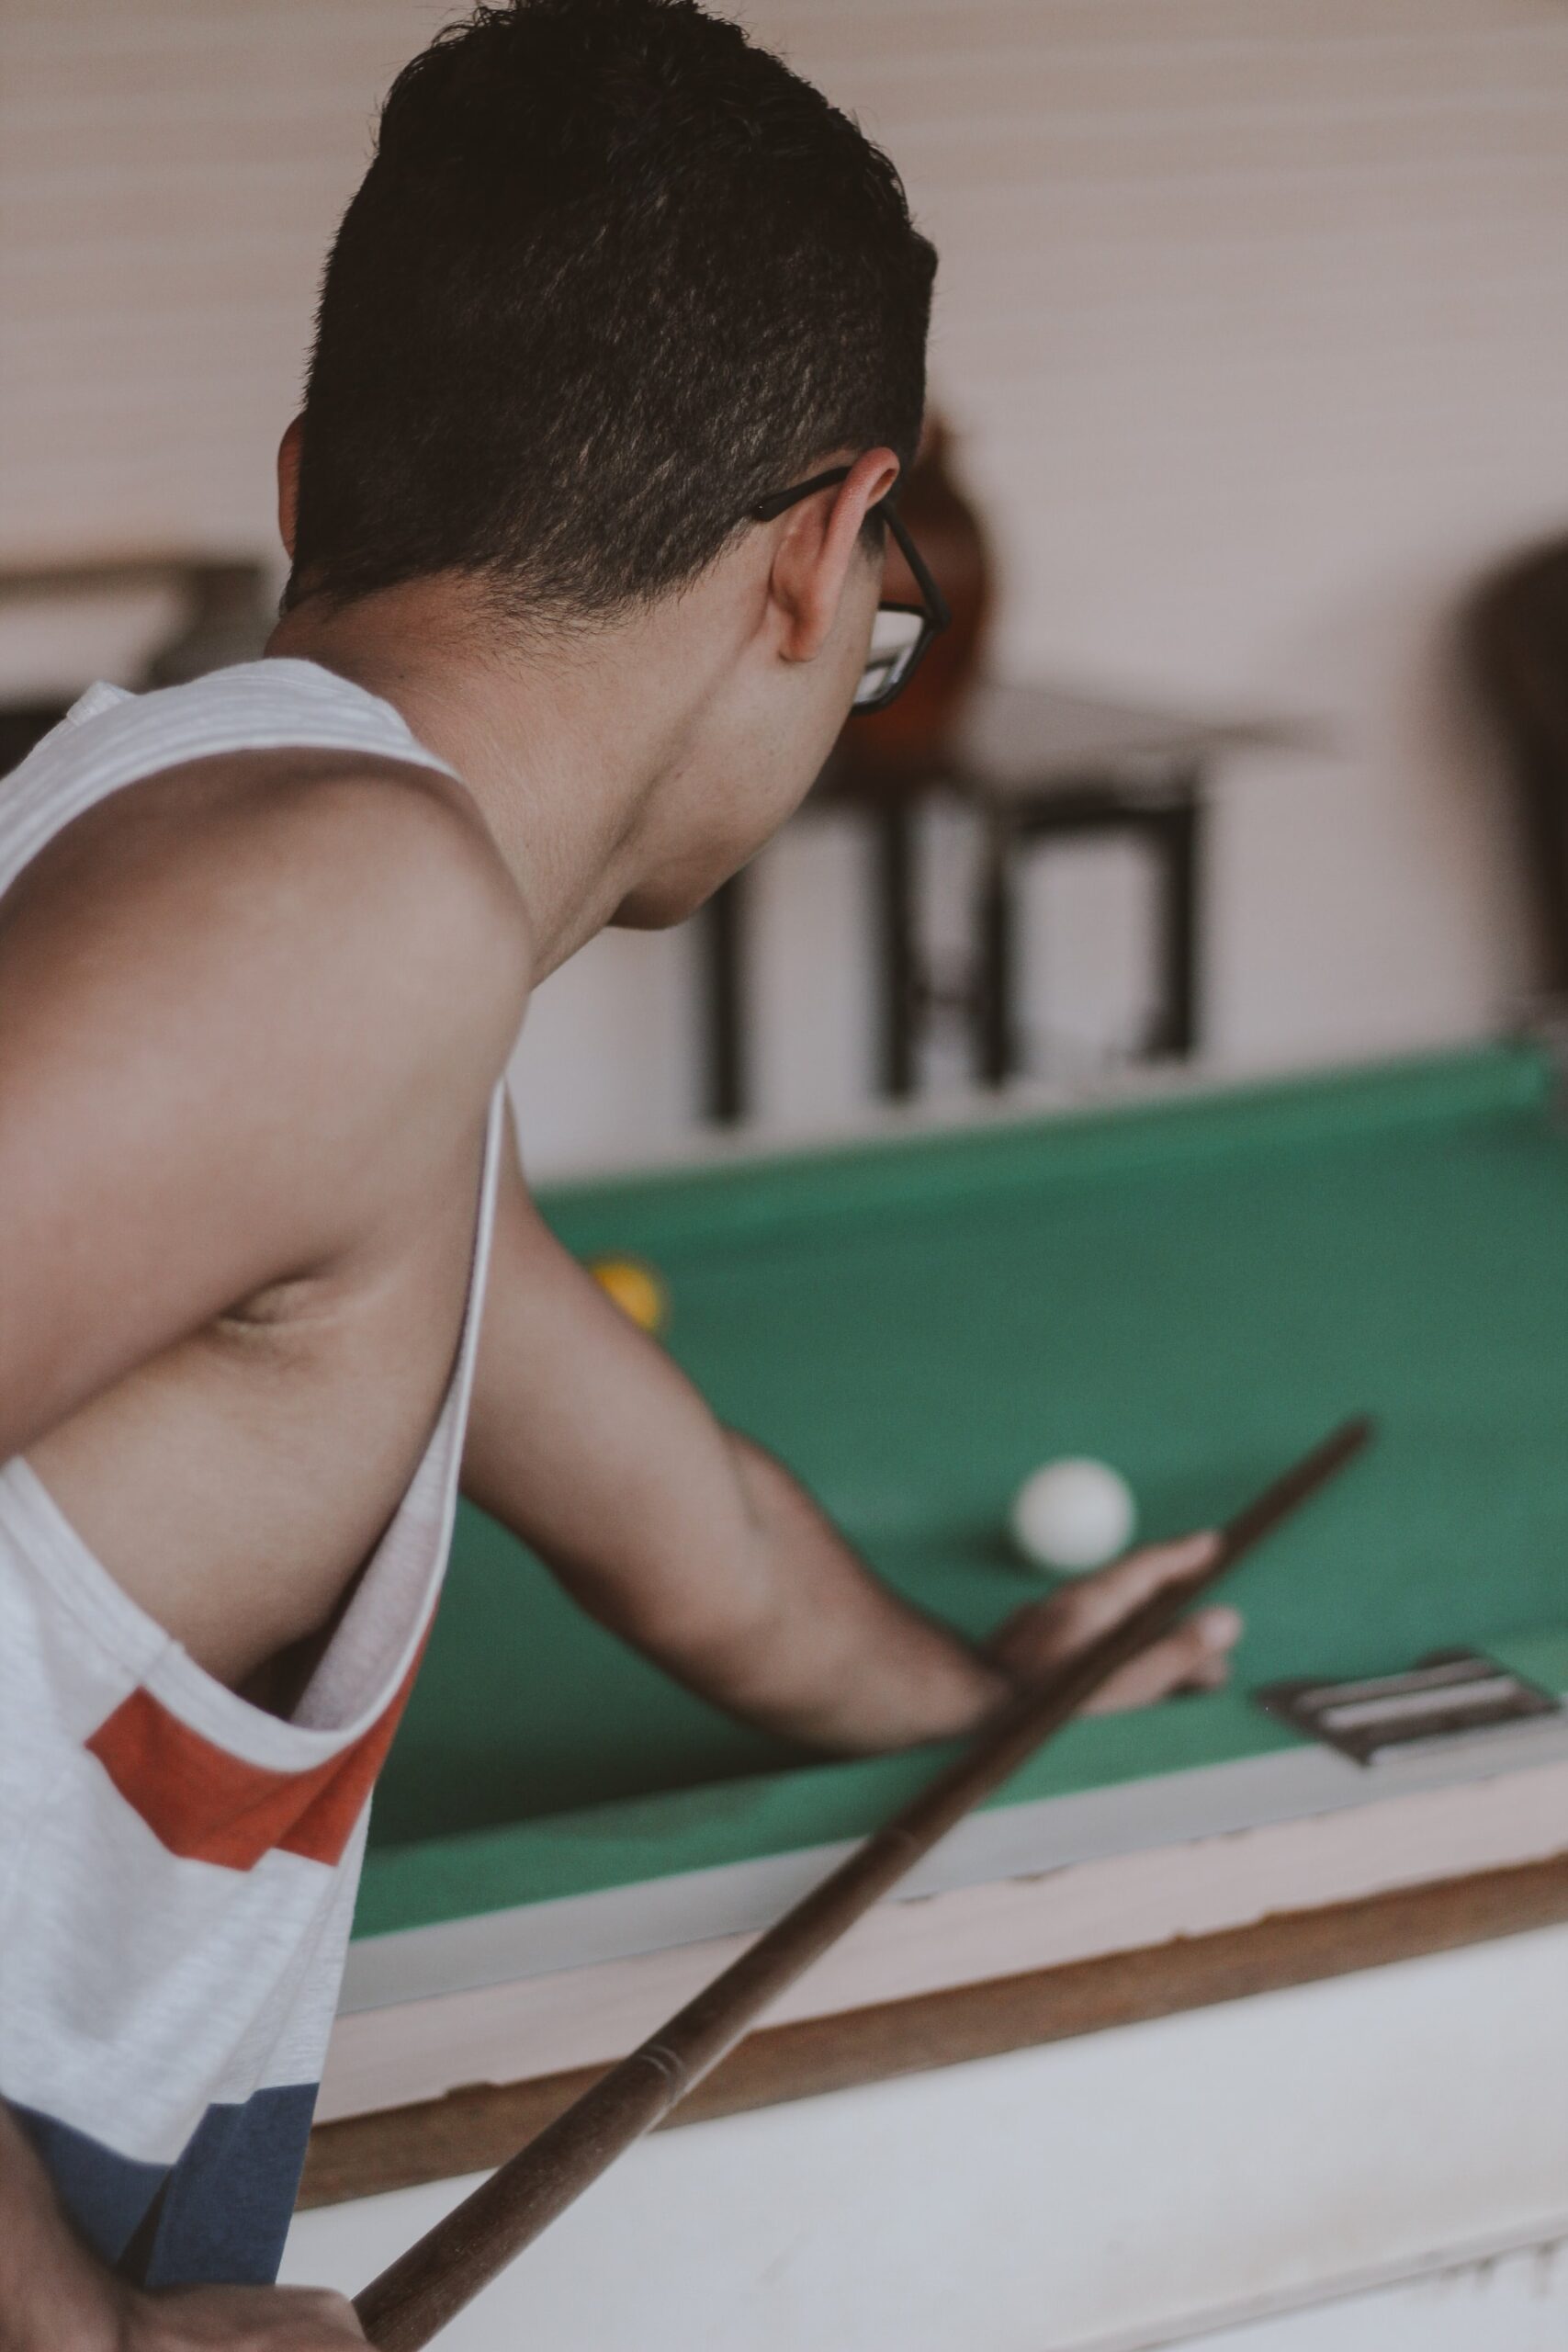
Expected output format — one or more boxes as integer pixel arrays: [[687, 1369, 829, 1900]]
[[701, 682, 1300, 1124], [1469, 535, 1568, 1004], [0, 555, 273, 777]]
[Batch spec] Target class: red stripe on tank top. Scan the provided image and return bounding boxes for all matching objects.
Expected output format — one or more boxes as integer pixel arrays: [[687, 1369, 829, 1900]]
[[84, 1651, 423, 1871]]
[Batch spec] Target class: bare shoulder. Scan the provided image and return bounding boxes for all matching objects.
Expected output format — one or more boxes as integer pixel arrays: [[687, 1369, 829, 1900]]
[[0, 742, 532, 1283], [235, 747, 532, 1063], [3, 742, 531, 1100], [0, 745, 529, 1447]]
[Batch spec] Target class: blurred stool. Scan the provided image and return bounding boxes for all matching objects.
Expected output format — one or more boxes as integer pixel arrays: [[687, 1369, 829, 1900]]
[[1469, 536, 1568, 1003], [700, 679, 1302, 1123], [0, 554, 273, 784]]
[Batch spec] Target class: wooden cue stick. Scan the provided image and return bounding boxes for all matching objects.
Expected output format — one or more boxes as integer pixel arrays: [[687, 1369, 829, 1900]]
[[355, 1413, 1374, 2349]]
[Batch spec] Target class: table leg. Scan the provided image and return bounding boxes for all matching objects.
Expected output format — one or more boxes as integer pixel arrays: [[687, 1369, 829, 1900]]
[[976, 815, 1017, 1089], [875, 801, 918, 1099], [1150, 782, 1203, 1059], [702, 873, 747, 1124], [1512, 726, 1568, 999]]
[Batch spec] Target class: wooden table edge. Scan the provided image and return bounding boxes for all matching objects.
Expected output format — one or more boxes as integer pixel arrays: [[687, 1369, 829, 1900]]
[[300, 1849, 1568, 2211]]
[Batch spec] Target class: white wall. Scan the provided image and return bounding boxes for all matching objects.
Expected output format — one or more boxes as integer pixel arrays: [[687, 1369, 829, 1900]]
[[5, 0, 1567, 1165]]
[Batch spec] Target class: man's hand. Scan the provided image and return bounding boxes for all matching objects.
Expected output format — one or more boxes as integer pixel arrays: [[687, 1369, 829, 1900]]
[[985, 1532, 1240, 1713], [117, 2283, 366, 2349], [0, 2108, 363, 2352]]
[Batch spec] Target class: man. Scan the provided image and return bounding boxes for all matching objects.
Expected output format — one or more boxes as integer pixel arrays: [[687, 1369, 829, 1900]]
[[0, 4, 1239, 2343]]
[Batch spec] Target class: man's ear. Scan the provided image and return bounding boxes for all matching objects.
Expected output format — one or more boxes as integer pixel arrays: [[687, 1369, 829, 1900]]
[[276, 416, 304, 560], [768, 447, 902, 666]]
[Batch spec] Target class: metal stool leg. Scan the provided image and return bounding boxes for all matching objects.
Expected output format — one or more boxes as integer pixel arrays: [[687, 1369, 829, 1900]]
[[1150, 784, 1202, 1059], [702, 873, 747, 1123], [875, 801, 918, 1099], [976, 817, 1017, 1089]]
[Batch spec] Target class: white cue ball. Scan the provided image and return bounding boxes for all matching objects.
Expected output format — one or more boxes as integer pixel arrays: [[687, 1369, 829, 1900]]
[[1010, 1458, 1136, 1574]]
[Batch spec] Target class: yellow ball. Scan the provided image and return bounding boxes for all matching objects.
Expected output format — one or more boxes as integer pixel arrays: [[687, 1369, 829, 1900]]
[[588, 1255, 669, 1335]]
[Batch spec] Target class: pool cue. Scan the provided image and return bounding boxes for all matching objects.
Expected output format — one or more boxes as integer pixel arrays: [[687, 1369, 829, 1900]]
[[355, 1413, 1373, 2349]]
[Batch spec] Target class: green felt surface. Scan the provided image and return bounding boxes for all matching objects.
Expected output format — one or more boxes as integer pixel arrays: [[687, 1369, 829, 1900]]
[[357, 1044, 1568, 1941]]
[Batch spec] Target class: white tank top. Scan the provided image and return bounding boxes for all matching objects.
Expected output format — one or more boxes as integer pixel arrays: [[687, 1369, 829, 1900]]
[[0, 658, 506, 2288]]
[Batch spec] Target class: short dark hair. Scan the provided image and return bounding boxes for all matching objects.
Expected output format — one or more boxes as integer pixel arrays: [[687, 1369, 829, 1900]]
[[287, 0, 935, 624]]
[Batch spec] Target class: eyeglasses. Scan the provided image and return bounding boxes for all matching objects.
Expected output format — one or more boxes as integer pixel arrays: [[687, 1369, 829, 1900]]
[[750, 465, 951, 714]]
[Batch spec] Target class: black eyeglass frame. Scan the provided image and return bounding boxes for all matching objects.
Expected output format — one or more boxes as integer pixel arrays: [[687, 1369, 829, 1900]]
[[750, 465, 952, 714]]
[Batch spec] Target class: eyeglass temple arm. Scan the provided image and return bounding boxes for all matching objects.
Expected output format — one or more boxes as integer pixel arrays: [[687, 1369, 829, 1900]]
[[750, 469, 951, 637], [886, 507, 950, 634], [750, 467, 852, 523]]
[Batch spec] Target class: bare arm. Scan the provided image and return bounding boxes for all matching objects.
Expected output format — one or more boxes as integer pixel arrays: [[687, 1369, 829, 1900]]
[[0, 749, 525, 1465], [464, 1134, 1242, 1753], [0, 2105, 363, 2350], [0, 757, 525, 2339]]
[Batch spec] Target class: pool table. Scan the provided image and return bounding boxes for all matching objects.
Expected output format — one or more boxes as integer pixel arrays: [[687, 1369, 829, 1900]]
[[289, 1043, 1568, 2348]]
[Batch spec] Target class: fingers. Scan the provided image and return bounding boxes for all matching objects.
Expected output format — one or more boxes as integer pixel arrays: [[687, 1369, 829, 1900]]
[[986, 1531, 1220, 1681], [244, 2283, 366, 2340], [1081, 1605, 1243, 1713], [1059, 1531, 1221, 1638], [984, 1528, 1240, 1715], [290, 2284, 367, 2343], [309, 2286, 367, 2343], [122, 2279, 367, 2346]]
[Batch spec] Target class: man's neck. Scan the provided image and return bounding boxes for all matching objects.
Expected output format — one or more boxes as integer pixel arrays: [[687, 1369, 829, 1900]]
[[265, 574, 725, 978]]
